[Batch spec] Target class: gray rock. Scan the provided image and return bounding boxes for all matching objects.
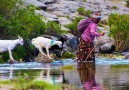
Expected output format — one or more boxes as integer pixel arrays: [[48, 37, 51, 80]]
[[99, 43, 115, 54], [58, 17, 72, 26], [64, 33, 79, 51], [121, 52, 129, 56], [61, 26, 70, 31], [38, 0, 57, 4], [24, 0, 47, 10], [35, 10, 57, 19], [124, 53, 129, 59]]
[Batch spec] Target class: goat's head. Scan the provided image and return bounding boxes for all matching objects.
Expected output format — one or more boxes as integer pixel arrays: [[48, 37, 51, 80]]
[[31, 38, 36, 45], [18, 35, 24, 45], [54, 41, 62, 48], [59, 34, 68, 43]]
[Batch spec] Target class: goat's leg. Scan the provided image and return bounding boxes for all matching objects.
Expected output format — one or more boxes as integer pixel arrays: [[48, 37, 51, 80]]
[[8, 49, 14, 60], [38, 47, 47, 57], [46, 47, 51, 59]]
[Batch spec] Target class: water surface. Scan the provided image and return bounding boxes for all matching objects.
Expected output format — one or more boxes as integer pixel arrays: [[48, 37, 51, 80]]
[[0, 58, 129, 90]]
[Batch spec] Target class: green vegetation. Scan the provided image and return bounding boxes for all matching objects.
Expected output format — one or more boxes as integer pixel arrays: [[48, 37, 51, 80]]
[[77, 7, 85, 15], [46, 21, 67, 35], [61, 65, 74, 71], [85, 10, 92, 17], [77, 7, 91, 17], [111, 64, 129, 68], [111, 6, 118, 9], [98, 53, 124, 59], [0, 79, 61, 90], [108, 13, 129, 52], [65, 16, 83, 37], [61, 52, 76, 59], [125, 0, 129, 7], [0, 0, 65, 62]]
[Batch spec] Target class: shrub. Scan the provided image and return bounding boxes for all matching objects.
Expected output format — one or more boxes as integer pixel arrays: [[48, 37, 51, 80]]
[[77, 7, 85, 15], [65, 16, 83, 37], [0, 0, 46, 61], [3, 5, 46, 39], [108, 13, 129, 52], [46, 21, 67, 35], [125, 0, 129, 7], [111, 6, 118, 9], [77, 7, 91, 17], [0, 0, 21, 17], [0, 0, 68, 61], [61, 52, 75, 59], [85, 10, 91, 17]]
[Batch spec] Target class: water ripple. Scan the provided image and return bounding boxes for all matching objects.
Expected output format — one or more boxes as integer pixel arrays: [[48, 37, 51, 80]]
[[0, 58, 129, 69]]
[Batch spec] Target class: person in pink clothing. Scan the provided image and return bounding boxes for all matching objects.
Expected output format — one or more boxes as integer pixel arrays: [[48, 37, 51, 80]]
[[74, 11, 105, 61], [77, 62, 101, 90]]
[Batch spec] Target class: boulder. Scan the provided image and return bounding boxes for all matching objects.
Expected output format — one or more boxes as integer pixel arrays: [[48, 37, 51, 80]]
[[38, 0, 57, 5], [99, 43, 115, 54], [123, 53, 129, 59], [24, 0, 47, 10], [64, 33, 79, 52], [58, 17, 72, 26]]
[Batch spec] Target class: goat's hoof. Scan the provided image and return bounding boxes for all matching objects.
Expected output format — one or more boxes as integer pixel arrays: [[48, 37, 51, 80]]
[[8, 60, 14, 64]]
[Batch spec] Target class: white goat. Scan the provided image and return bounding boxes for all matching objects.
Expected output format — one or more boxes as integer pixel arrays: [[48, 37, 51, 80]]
[[0, 36, 23, 61], [31, 37, 62, 59]]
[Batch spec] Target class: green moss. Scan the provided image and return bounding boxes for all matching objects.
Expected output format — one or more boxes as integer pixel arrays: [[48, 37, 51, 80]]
[[111, 6, 117, 9], [61, 52, 75, 59], [61, 65, 74, 71], [0, 78, 61, 90], [111, 64, 129, 68], [0, 80, 10, 84]]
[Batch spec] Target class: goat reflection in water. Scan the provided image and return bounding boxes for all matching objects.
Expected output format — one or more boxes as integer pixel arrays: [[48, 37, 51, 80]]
[[77, 62, 100, 90]]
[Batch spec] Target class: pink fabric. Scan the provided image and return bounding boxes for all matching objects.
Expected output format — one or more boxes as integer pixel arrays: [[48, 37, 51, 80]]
[[81, 23, 100, 42], [83, 81, 101, 90]]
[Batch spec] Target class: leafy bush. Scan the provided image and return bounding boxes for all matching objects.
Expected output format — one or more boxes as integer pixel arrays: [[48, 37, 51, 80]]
[[125, 0, 129, 7], [61, 52, 75, 59], [77, 7, 85, 15], [85, 10, 91, 17], [0, 0, 69, 61], [46, 21, 67, 35], [111, 6, 118, 9], [3, 5, 46, 39], [0, 0, 47, 61], [77, 7, 91, 17], [0, 0, 22, 17], [65, 16, 83, 37], [108, 13, 129, 52]]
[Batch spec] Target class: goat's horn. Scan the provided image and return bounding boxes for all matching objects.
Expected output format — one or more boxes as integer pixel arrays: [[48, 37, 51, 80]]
[[18, 35, 22, 39]]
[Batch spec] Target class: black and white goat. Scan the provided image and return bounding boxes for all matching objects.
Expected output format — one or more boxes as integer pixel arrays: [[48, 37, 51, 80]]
[[31, 36, 62, 59]]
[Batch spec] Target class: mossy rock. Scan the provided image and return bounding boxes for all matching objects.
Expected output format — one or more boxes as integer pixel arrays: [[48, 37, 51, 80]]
[[60, 65, 74, 71], [61, 52, 75, 59], [34, 53, 55, 63]]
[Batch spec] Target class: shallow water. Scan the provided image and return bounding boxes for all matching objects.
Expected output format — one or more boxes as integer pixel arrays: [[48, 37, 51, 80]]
[[0, 58, 129, 90]]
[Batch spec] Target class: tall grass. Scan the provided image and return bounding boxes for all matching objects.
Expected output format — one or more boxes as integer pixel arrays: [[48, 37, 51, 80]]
[[108, 13, 129, 52]]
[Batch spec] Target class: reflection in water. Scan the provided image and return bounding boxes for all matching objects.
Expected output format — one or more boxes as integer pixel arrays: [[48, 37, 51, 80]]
[[1, 60, 129, 90], [37, 69, 63, 84], [77, 62, 100, 90], [0, 69, 64, 84]]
